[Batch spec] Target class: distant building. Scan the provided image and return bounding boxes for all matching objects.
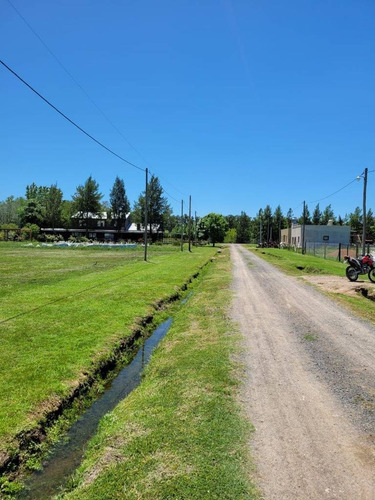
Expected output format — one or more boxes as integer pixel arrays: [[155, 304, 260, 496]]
[[41, 212, 162, 242], [281, 223, 350, 248]]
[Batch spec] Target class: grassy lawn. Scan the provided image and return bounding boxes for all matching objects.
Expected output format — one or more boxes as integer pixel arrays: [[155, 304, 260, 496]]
[[244, 245, 346, 277], [59, 248, 259, 500], [245, 245, 375, 324], [0, 243, 217, 456]]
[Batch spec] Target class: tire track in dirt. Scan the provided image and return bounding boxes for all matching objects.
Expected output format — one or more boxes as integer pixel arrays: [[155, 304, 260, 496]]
[[231, 245, 375, 499]]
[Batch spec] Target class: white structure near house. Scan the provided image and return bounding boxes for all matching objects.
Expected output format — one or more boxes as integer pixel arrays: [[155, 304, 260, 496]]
[[281, 222, 350, 248]]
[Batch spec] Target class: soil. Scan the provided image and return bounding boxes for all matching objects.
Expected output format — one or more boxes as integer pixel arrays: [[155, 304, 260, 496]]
[[231, 245, 375, 500], [301, 274, 375, 299]]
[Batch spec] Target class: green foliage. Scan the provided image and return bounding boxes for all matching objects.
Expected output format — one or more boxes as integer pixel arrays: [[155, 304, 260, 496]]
[[0, 196, 24, 226], [312, 204, 322, 225], [236, 211, 251, 243], [133, 175, 171, 238], [0, 476, 24, 496], [321, 204, 336, 225], [199, 213, 229, 246], [109, 176, 130, 231], [44, 184, 63, 229], [348, 206, 362, 233], [224, 227, 237, 243], [72, 176, 103, 235]]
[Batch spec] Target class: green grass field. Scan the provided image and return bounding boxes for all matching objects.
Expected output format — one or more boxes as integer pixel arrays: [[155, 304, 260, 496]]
[[0, 243, 217, 457], [59, 248, 258, 500]]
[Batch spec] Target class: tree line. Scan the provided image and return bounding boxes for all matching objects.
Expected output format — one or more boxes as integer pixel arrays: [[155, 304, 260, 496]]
[[223, 203, 375, 244], [1, 179, 373, 244], [0, 175, 171, 238]]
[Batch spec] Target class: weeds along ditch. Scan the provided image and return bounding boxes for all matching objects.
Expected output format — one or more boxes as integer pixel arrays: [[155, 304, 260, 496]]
[[0, 244, 217, 490]]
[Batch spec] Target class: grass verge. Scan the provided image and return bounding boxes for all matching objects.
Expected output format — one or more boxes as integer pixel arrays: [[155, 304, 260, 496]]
[[0, 244, 216, 464], [58, 248, 259, 500], [245, 246, 345, 277]]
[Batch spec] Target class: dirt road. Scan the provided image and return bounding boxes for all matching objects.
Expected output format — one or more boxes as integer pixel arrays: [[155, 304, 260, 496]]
[[231, 245, 375, 499]]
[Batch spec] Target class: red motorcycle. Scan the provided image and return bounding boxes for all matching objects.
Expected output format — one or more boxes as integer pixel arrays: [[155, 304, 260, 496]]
[[344, 254, 375, 282]]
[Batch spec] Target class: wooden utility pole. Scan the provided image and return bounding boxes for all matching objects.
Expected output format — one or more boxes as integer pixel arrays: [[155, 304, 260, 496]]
[[194, 211, 198, 245], [144, 168, 148, 262], [362, 167, 368, 256], [188, 195, 192, 252], [302, 200, 306, 255], [180, 199, 184, 251]]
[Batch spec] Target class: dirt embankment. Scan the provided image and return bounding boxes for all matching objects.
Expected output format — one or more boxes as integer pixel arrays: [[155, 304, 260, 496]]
[[231, 245, 375, 500]]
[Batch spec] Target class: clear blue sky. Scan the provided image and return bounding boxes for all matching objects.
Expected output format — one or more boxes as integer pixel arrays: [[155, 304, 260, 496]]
[[1, 0, 374, 219]]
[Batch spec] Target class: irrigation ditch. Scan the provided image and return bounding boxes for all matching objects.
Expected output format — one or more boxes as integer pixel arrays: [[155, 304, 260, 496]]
[[1, 253, 218, 496]]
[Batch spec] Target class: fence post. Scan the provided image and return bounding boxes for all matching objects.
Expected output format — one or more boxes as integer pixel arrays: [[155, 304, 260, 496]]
[[324, 244, 327, 259], [338, 243, 341, 262], [356, 244, 359, 258]]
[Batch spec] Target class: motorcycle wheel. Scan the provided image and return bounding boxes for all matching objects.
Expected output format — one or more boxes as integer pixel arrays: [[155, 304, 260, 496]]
[[346, 266, 359, 282], [368, 268, 375, 283]]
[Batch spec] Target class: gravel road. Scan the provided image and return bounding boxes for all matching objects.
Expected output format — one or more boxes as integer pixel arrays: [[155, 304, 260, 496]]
[[231, 245, 375, 499]]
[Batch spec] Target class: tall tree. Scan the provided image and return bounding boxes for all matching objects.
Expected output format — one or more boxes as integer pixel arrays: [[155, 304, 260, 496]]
[[133, 175, 170, 240], [72, 176, 103, 235], [198, 213, 228, 246], [45, 184, 63, 230], [312, 204, 322, 225], [236, 211, 251, 243], [0, 196, 24, 226], [263, 205, 272, 243], [298, 204, 311, 225], [273, 205, 284, 242], [109, 176, 130, 233], [348, 206, 362, 233], [321, 204, 336, 225]]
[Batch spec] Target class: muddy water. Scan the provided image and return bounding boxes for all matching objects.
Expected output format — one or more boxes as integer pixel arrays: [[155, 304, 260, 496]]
[[22, 318, 172, 499]]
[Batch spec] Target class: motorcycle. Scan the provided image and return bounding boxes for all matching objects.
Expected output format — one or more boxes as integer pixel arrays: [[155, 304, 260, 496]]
[[344, 253, 375, 282]]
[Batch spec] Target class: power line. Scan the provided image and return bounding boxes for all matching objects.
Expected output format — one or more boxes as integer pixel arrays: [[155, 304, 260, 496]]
[[307, 177, 359, 204], [1, 59, 145, 172], [5, 0, 151, 168]]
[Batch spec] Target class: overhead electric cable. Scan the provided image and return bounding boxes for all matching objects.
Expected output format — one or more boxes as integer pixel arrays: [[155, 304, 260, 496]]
[[307, 177, 358, 204], [5, 0, 151, 167], [0, 59, 145, 172]]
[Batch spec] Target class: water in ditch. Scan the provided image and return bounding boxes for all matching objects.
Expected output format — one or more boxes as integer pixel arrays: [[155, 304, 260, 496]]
[[21, 317, 173, 499]]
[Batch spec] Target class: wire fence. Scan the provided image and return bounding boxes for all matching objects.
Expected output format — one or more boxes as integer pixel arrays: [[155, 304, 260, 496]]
[[300, 243, 375, 262]]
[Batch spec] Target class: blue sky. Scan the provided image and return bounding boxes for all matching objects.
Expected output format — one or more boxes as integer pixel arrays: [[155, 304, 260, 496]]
[[1, 0, 374, 219]]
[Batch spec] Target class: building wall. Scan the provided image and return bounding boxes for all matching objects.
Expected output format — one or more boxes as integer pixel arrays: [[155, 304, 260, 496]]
[[289, 224, 350, 247]]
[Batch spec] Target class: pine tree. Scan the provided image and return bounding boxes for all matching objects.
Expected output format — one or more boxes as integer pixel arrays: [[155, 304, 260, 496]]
[[133, 175, 170, 241], [72, 176, 102, 235], [109, 176, 130, 233], [312, 204, 322, 225]]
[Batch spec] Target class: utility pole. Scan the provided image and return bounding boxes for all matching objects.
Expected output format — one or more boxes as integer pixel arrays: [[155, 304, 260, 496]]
[[188, 195, 192, 252], [180, 199, 184, 251], [362, 167, 368, 256], [144, 168, 148, 261], [194, 211, 198, 245], [302, 200, 306, 255], [259, 209, 263, 246]]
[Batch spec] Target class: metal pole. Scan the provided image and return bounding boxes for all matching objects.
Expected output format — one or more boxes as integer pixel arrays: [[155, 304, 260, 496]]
[[188, 195, 192, 252], [144, 168, 148, 262], [180, 199, 184, 251], [362, 167, 368, 256]]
